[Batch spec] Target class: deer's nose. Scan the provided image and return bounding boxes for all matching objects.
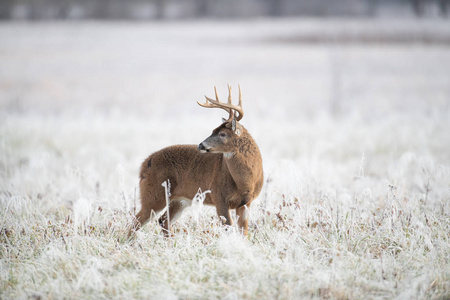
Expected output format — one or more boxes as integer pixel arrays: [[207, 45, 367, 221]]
[[198, 143, 210, 153], [198, 143, 206, 152]]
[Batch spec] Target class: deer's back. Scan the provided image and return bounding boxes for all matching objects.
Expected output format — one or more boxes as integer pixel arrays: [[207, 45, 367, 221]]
[[139, 145, 223, 201]]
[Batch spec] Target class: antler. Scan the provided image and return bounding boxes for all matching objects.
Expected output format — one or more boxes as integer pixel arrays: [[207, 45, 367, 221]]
[[197, 84, 244, 122]]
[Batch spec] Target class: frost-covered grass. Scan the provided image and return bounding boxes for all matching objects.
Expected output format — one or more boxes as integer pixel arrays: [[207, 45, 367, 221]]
[[1, 19, 450, 299]]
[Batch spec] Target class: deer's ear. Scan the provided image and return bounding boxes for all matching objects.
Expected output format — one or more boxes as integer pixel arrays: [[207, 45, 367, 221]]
[[231, 119, 236, 132], [232, 119, 243, 136]]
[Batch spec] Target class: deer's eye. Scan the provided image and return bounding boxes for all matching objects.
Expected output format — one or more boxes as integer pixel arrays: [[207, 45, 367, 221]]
[[219, 132, 227, 138]]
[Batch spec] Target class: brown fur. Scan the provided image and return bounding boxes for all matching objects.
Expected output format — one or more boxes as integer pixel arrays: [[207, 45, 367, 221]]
[[130, 122, 263, 237]]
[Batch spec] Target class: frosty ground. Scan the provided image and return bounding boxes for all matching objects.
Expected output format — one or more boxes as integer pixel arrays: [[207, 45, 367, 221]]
[[1, 19, 449, 299]]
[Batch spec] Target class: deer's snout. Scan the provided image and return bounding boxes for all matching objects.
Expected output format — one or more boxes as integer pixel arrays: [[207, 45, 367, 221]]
[[198, 143, 211, 153]]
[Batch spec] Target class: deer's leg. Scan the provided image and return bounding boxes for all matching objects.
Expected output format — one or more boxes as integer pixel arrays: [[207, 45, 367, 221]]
[[216, 202, 232, 227], [236, 204, 250, 236], [128, 207, 153, 239], [158, 197, 192, 237], [128, 180, 166, 238]]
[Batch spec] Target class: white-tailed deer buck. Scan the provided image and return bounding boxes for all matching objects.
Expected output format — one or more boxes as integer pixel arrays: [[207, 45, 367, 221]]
[[130, 85, 263, 236]]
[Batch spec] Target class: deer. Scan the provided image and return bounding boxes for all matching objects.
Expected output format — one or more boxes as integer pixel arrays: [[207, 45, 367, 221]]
[[129, 85, 264, 237]]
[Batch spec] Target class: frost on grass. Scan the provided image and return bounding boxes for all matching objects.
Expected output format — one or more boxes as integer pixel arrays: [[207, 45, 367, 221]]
[[1, 21, 450, 299], [2, 117, 448, 299]]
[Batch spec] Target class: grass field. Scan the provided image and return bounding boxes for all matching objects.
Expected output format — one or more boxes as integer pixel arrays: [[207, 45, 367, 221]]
[[1, 19, 449, 299]]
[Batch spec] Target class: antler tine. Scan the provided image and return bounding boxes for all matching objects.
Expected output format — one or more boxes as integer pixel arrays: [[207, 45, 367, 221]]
[[238, 84, 242, 107], [235, 84, 243, 121], [227, 84, 232, 105], [214, 86, 219, 101]]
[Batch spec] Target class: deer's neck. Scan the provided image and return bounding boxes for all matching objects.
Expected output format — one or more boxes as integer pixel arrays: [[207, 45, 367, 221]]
[[222, 131, 262, 191]]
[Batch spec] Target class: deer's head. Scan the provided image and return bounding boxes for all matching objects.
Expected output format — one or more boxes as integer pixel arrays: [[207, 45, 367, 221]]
[[198, 85, 245, 155]]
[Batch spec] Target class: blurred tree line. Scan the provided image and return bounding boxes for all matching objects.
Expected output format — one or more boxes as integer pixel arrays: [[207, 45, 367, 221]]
[[0, 0, 448, 20]]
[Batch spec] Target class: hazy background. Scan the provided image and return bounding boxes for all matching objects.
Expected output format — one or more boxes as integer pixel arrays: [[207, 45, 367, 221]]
[[1, 0, 450, 20]]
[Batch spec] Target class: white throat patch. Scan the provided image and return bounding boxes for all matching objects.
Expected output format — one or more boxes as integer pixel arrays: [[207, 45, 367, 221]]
[[223, 152, 235, 159]]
